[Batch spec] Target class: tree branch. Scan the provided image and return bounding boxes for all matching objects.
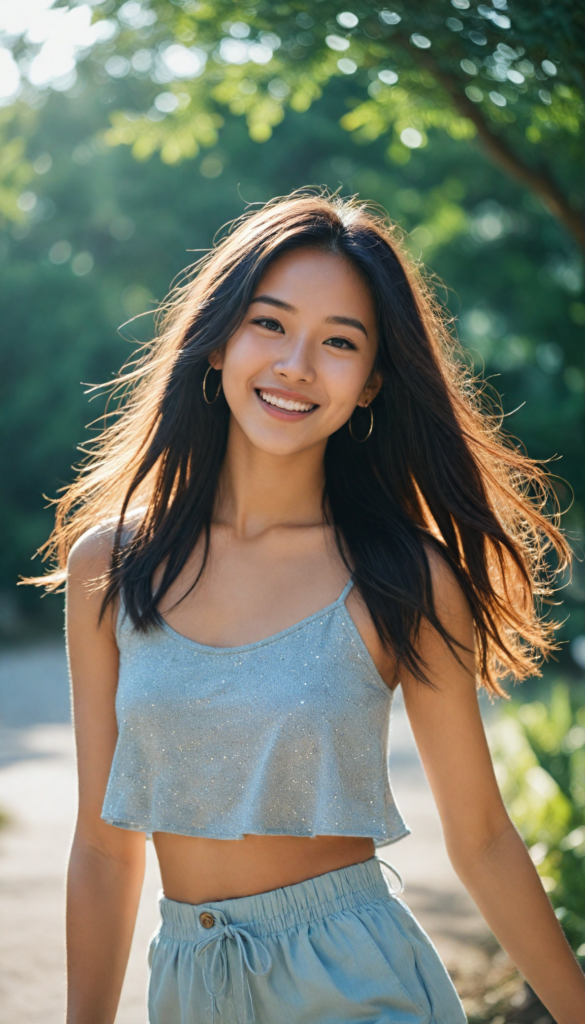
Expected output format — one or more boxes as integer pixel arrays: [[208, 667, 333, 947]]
[[403, 43, 585, 250]]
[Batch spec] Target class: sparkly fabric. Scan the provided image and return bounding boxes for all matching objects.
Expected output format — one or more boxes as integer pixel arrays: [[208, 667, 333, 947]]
[[101, 581, 410, 847]]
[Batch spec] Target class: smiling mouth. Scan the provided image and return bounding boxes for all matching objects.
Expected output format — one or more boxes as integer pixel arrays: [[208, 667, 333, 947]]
[[256, 389, 317, 414]]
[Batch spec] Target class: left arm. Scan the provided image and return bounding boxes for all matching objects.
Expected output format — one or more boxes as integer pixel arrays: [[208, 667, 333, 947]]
[[399, 556, 585, 1024]]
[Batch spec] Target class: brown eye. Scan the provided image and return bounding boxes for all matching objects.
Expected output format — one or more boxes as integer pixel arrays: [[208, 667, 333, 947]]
[[323, 336, 357, 350], [251, 316, 284, 333]]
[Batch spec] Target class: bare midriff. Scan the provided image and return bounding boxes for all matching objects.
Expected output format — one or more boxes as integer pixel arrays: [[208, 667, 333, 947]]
[[153, 833, 376, 904]]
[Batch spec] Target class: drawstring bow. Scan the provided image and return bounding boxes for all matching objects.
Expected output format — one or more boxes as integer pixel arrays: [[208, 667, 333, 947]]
[[195, 919, 272, 1024]]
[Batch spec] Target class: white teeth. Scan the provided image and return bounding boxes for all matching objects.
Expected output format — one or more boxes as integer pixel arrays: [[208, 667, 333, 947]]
[[259, 390, 315, 413]]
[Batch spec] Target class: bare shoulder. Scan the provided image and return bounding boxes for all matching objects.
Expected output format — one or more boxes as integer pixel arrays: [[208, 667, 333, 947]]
[[68, 522, 117, 578], [67, 521, 122, 639], [399, 541, 475, 701], [68, 509, 143, 582], [423, 542, 472, 634]]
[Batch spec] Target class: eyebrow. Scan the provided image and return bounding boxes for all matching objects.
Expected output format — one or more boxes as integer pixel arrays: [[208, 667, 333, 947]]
[[249, 294, 295, 312], [325, 315, 368, 338], [250, 295, 368, 337]]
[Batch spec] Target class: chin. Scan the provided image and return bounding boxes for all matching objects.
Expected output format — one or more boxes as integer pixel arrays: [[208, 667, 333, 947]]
[[233, 416, 320, 455], [249, 433, 318, 457]]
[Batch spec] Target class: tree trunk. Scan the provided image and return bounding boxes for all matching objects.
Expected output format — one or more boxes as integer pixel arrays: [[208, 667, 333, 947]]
[[404, 43, 585, 250]]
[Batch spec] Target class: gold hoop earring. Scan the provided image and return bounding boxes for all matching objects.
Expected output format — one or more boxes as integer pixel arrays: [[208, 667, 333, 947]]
[[348, 403, 374, 443], [202, 364, 222, 405]]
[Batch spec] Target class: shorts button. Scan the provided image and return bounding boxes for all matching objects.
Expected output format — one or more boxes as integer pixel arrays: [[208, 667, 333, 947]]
[[199, 912, 215, 929]]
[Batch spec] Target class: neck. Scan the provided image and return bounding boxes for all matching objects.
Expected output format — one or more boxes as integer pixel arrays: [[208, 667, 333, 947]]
[[215, 418, 327, 538]]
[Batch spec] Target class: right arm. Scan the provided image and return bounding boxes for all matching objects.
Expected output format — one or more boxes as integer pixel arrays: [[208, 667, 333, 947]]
[[66, 529, 146, 1024]]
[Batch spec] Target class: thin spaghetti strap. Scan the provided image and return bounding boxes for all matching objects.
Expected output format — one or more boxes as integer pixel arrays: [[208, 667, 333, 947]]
[[375, 856, 405, 895], [337, 578, 354, 604]]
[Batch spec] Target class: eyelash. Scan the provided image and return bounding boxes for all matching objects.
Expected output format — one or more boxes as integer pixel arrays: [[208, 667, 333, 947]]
[[251, 316, 284, 333], [324, 336, 357, 351], [250, 317, 358, 351]]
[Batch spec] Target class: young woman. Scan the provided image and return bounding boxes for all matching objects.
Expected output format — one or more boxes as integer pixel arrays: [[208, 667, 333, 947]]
[[28, 192, 585, 1023]]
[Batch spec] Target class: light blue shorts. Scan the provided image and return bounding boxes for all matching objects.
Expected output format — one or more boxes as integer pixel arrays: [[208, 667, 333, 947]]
[[147, 856, 467, 1023]]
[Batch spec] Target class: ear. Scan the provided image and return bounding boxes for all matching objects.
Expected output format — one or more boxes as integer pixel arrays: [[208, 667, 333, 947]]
[[208, 347, 225, 371], [357, 369, 383, 408]]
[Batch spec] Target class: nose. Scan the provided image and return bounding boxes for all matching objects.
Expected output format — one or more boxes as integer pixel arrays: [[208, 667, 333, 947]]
[[272, 335, 315, 384]]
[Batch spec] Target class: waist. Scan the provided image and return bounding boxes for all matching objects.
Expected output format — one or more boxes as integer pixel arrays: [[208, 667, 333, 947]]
[[157, 855, 394, 940], [154, 832, 376, 904]]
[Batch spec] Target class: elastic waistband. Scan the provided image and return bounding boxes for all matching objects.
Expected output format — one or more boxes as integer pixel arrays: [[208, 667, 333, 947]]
[[159, 856, 393, 940]]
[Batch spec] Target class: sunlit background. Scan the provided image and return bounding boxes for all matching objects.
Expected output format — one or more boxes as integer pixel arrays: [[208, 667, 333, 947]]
[[1, 2, 585, 1017]]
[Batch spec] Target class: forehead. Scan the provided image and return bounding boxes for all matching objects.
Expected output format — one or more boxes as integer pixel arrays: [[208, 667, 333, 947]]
[[256, 248, 376, 323]]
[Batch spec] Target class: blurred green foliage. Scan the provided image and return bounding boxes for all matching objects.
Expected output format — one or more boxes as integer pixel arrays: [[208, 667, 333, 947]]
[[491, 683, 585, 954], [84, 0, 585, 247], [0, 3, 584, 652]]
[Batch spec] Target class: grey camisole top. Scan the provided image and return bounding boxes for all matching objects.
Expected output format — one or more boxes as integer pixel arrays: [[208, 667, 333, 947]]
[[101, 580, 410, 847]]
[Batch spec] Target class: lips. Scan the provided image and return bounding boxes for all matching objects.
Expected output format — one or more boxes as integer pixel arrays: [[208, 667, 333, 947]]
[[256, 388, 318, 414]]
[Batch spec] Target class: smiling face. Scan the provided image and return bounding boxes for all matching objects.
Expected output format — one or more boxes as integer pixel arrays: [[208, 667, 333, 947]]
[[212, 247, 381, 457]]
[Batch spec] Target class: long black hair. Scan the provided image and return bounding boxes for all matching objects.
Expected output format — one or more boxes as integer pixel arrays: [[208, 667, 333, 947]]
[[26, 191, 569, 694]]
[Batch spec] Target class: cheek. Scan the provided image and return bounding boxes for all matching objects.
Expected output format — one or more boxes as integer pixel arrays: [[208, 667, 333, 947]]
[[221, 332, 264, 393], [318, 353, 373, 408]]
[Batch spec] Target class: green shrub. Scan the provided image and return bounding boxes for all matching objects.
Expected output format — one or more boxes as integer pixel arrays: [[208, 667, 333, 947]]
[[490, 683, 585, 956]]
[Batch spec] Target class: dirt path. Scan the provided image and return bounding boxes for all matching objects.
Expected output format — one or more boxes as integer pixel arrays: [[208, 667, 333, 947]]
[[0, 641, 492, 1023]]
